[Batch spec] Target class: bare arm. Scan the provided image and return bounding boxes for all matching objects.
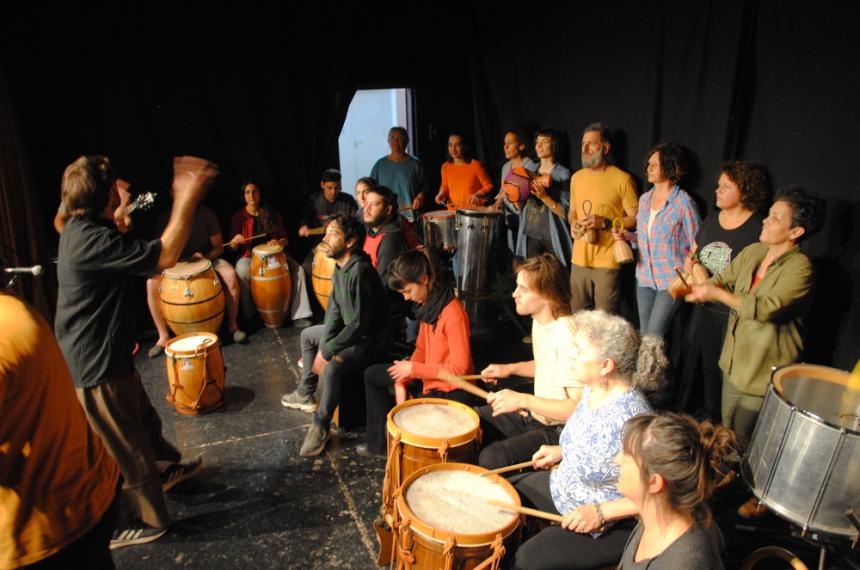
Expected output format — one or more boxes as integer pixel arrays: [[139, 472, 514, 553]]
[[157, 157, 218, 270]]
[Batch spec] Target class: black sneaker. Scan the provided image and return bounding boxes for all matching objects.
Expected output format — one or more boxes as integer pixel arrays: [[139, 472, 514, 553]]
[[161, 456, 203, 492], [110, 522, 168, 550]]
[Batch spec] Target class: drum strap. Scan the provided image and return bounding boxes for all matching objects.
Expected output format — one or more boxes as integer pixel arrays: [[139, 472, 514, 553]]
[[382, 433, 403, 520], [394, 516, 416, 570], [437, 440, 450, 463], [442, 536, 457, 570], [473, 534, 506, 570]]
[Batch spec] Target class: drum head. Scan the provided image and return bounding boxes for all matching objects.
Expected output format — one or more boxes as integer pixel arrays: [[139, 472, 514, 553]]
[[253, 244, 283, 256], [423, 210, 455, 220], [164, 259, 212, 277], [455, 208, 502, 218], [404, 463, 519, 535], [392, 400, 478, 441], [773, 364, 859, 433], [165, 332, 219, 355]]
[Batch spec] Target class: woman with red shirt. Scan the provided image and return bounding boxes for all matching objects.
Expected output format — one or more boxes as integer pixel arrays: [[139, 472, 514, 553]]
[[228, 180, 313, 326], [359, 250, 475, 457]]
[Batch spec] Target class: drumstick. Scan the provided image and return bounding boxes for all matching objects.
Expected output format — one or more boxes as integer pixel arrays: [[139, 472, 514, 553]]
[[399, 205, 414, 212], [674, 267, 689, 288], [480, 460, 535, 477], [306, 227, 327, 236], [488, 499, 564, 523], [437, 373, 490, 399], [241, 232, 267, 243], [438, 373, 530, 417]]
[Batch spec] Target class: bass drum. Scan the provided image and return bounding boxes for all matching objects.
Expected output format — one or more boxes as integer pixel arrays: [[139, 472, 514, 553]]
[[742, 363, 860, 539]]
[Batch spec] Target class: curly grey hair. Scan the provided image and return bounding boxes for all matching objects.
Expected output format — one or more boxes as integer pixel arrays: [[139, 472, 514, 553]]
[[570, 310, 668, 392]]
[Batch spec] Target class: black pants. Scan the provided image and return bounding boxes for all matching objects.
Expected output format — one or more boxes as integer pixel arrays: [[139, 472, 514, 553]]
[[25, 492, 119, 569], [364, 363, 475, 454], [511, 471, 634, 570], [677, 305, 729, 421], [299, 325, 387, 430], [476, 405, 561, 470]]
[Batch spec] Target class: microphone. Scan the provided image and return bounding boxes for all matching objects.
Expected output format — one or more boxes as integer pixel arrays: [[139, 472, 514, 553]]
[[3, 265, 43, 276]]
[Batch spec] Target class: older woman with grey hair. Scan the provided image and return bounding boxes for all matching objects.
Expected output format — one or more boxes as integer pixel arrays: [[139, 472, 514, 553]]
[[511, 310, 668, 570]]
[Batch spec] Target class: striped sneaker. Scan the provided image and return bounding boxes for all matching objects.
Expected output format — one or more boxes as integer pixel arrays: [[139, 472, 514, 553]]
[[161, 456, 203, 492], [110, 522, 168, 550]]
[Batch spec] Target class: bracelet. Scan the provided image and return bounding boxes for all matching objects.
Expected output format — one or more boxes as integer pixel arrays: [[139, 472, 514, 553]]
[[593, 502, 606, 530]]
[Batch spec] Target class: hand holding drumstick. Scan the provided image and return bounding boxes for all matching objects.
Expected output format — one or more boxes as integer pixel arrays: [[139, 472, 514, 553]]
[[437, 372, 530, 417]]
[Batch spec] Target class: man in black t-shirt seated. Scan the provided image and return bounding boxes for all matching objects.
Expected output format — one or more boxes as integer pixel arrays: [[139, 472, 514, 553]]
[[146, 204, 247, 357], [298, 169, 358, 238]]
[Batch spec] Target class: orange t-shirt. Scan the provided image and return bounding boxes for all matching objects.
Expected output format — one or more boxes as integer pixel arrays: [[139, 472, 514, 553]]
[[439, 160, 494, 209], [0, 293, 119, 568]]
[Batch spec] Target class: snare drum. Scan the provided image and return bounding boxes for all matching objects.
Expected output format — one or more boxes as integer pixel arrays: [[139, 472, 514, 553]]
[[250, 244, 292, 328], [311, 245, 336, 311], [422, 210, 457, 251], [164, 332, 225, 415], [160, 259, 226, 335], [743, 364, 860, 538], [377, 399, 481, 563], [393, 463, 521, 569]]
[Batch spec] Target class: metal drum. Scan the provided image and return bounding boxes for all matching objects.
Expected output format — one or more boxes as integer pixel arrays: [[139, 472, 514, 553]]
[[422, 210, 457, 251], [742, 363, 860, 538], [456, 209, 502, 322]]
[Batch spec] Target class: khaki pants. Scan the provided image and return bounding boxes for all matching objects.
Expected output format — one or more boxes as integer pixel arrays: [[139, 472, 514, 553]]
[[721, 378, 765, 450], [569, 265, 621, 313], [77, 370, 182, 529]]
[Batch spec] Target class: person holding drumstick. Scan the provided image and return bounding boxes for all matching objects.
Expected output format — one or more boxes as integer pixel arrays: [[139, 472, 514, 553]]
[[511, 310, 664, 570], [360, 249, 473, 458], [478, 253, 583, 471], [434, 132, 494, 209], [615, 413, 735, 569], [228, 180, 313, 327]]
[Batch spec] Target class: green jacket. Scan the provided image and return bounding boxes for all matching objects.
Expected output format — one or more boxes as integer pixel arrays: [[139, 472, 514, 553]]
[[714, 243, 814, 396]]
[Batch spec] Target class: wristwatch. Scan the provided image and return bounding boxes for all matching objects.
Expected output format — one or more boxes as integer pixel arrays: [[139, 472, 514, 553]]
[[602, 218, 612, 230]]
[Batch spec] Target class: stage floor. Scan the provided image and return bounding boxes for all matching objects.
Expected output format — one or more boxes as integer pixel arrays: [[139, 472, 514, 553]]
[[111, 315, 854, 569]]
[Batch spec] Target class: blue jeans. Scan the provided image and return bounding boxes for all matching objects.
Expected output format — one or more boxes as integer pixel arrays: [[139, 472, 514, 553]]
[[636, 284, 679, 337]]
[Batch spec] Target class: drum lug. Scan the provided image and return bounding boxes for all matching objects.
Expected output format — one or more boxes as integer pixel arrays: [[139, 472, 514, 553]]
[[184, 279, 193, 298]]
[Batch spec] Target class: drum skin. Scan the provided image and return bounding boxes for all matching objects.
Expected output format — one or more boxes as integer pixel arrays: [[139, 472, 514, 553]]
[[742, 363, 860, 538], [250, 245, 292, 328], [385, 398, 481, 501], [164, 332, 225, 415], [422, 210, 457, 251], [160, 260, 226, 335], [393, 463, 521, 570], [311, 245, 336, 311]]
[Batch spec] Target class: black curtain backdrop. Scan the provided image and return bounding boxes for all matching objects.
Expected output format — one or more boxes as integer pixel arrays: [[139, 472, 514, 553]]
[[1, 2, 857, 369]]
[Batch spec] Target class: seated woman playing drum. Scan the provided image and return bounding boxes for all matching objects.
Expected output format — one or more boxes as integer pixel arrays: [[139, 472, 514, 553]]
[[616, 413, 736, 569], [360, 250, 475, 458], [511, 310, 667, 570], [228, 180, 313, 327]]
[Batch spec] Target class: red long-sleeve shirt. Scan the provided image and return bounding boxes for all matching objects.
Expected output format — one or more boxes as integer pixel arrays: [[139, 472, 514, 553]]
[[404, 297, 474, 393]]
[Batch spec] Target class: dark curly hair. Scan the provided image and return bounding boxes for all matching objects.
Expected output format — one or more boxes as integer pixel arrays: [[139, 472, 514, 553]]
[[646, 143, 687, 185], [774, 186, 826, 241], [720, 161, 772, 214]]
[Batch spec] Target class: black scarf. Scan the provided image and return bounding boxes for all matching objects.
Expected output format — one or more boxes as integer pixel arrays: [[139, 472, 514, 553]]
[[413, 283, 454, 330]]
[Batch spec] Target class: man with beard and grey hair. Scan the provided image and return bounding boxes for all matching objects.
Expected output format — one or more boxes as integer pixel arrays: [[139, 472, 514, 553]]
[[567, 123, 638, 313]]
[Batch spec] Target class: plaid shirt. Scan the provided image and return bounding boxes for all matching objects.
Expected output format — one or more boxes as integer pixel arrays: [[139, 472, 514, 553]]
[[634, 186, 700, 290]]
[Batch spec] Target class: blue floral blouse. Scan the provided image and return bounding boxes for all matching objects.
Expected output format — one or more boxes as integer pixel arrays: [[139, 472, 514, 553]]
[[550, 386, 652, 530]]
